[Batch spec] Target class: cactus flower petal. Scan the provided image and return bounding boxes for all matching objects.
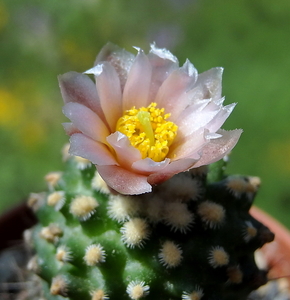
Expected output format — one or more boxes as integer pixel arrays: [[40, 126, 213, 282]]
[[62, 122, 81, 136], [122, 49, 152, 111], [95, 62, 123, 131], [94, 42, 135, 90], [154, 61, 198, 120], [147, 158, 198, 185], [63, 102, 110, 143], [106, 132, 141, 169], [97, 165, 152, 194], [59, 72, 105, 122], [193, 129, 243, 168], [132, 157, 170, 174], [60, 43, 242, 195], [69, 133, 116, 166]]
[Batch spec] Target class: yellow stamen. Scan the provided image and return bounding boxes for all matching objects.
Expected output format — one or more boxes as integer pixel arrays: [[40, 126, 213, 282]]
[[116, 102, 178, 162]]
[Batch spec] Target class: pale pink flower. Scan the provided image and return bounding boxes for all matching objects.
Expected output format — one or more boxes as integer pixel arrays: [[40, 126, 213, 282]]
[[59, 43, 242, 195]]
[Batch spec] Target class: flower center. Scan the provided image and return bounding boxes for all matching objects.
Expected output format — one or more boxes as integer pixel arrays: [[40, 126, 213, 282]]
[[116, 102, 178, 162]]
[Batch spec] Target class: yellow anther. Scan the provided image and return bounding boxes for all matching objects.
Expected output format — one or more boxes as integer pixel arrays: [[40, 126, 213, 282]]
[[116, 102, 178, 162]]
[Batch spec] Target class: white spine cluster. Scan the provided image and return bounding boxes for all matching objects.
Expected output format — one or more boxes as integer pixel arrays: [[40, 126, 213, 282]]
[[126, 281, 150, 299], [50, 275, 68, 297], [197, 200, 225, 229], [226, 176, 248, 198], [27, 255, 40, 273], [92, 171, 110, 194], [159, 173, 202, 202], [84, 244, 106, 266], [56, 245, 73, 263], [90, 289, 109, 300], [27, 192, 45, 211], [208, 246, 230, 268], [47, 191, 66, 211], [226, 176, 261, 200], [158, 240, 183, 268], [107, 195, 141, 222], [39, 224, 63, 243], [121, 218, 150, 248], [73, 155, 92, 169], [182, 286, 204, 300], [242, 221, 257, 242], [45, 171, 63, 190], [163, 202, 194, 233], [70, 195, 99, 221], [245, 176, 261, 200]]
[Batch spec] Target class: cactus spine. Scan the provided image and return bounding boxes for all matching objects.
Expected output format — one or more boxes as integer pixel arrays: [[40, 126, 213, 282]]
[[27, 151, 274, 300]]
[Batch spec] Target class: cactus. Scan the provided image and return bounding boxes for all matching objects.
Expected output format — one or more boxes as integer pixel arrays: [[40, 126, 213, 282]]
[[26, 151, 274, 300], [26, 43, 275, 300]]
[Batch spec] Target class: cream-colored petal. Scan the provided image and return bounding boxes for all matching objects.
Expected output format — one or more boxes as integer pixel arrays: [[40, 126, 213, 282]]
[[95, 62, 123, 131], [205, 103, 236, 133], [169, 128, 208, 160], [147, 158, 197, 185], [154, 60, 198, 119], [147, 43, 179, 101], [193, 129, 243, 168], [63, 102, 110, 143], [122, 49, 152, 111], [58, 72, 106, 122], [62, 122, 81, 136], [107, 132, 142, 169], [176, 103, 220, 139], [132, 158, 170, 175], [97, 165, 152, 195], [193, 67, 224, 100], [69, 133, 116, 166], [94, 42, 135, 90]]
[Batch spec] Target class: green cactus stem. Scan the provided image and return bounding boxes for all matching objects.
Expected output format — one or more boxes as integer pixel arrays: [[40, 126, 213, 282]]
[[26, 151, 274, 300]]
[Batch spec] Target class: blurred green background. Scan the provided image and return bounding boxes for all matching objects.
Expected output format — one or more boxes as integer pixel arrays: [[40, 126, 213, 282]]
[[1, 0, 290, 227]]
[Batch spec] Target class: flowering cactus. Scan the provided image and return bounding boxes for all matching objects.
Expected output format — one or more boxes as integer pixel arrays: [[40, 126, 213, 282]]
[[27, 44, 274, 300], [59, 43, 242, 195]]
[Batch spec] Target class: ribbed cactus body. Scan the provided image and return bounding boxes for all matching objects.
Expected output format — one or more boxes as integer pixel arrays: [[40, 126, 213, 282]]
[[27, 154, 274, 300]]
